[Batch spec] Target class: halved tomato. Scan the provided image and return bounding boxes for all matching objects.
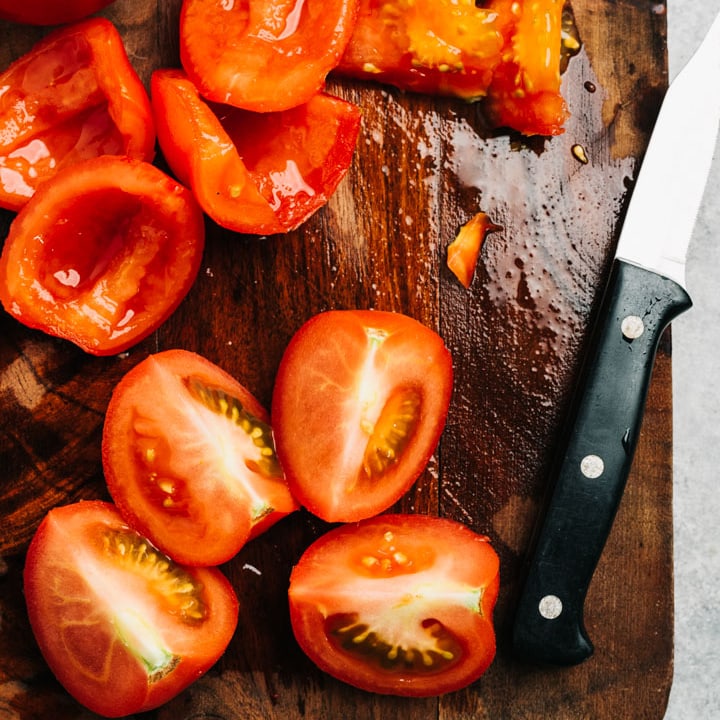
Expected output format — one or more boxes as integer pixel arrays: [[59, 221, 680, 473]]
[[24, 501, 238, 717], [102, 349, 299, 566], [179, 0, 360, 112], [271, 310, 453, 522], [151, 69, 361, 235], [0, 155, 205, 355], [0, 18, 155, 211], [288, 514, 500, 696]]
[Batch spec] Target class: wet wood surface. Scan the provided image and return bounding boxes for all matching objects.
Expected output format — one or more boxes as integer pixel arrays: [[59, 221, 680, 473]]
[[0, 1, 674, 718]]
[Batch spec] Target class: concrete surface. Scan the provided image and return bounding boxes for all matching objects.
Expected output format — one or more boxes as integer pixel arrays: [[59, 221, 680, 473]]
[[665, 2, 720, 718]]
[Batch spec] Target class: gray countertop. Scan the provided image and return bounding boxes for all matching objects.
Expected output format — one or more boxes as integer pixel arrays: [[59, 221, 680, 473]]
[[665, 2, 720, 718]]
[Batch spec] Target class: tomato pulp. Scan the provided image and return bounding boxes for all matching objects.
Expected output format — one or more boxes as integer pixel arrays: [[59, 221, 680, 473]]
[[0, 155, 205, 355], [24, 501, 239, 717], [102, 349, 299, 566], [289, 514, 500, 696], [271, 310, 453, 522]]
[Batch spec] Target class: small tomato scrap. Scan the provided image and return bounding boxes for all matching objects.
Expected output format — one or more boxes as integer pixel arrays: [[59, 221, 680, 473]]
[[179, 0, 360, 112], [288, 514, 500, 696], [338, 0, 568, 136], [0, 18, 155, 211], [447, 212, 501, 289], [102, 349, 299, 566], [151, 69, 361, 235], [0, 1, 116, 26], [0, 155, 205, 356], [271, 310, 453, 522], [24, 501, 239, 718]]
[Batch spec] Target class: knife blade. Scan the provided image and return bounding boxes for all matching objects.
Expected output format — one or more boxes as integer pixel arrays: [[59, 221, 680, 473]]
[[512, 9, 720, 666]]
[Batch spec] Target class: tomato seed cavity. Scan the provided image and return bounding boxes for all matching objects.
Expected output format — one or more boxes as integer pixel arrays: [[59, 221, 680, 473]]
[[101, 528, 208, 624]]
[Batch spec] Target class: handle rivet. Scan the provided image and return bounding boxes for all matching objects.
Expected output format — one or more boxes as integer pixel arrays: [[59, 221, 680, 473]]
[[621, 315, 645, 339], [539, 595, 563, 620], [581, 454, 604, 479]]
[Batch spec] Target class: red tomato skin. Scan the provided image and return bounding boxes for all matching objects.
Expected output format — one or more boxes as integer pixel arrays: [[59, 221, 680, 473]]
[[102, 349, 299, 566], [0, 18, 155, 211], [151, 68, 361, 235], [0, 155, 205, 356], [271, 310, 454, 522], [179, 0, 360, 113], [0, 1, 116, 25], [288, 514, 500, 696], [23, 501, 239, 717]]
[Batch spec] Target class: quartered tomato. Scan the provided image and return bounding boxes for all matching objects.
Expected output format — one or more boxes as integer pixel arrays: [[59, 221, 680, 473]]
[[24, 501, 238, 717], [102, 349, 299, 566], [337, 0, 568, 136], [151, 69, 361, 235], [271, 310, 453, 522], [0, 18, 155, 211], [0, 1, 116, 26], [0, 155, 205, 355], [179, 0, 359, 112], [288, 514, 500, 696]]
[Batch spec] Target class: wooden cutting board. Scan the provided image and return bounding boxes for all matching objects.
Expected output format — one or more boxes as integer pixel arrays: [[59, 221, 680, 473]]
[[0, 1, 675, 718]]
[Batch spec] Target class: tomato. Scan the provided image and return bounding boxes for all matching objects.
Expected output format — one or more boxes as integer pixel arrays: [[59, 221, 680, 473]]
[[179, 0, 359, 113], [151, 69, 361, 235], [102, 349, 299, 566], [0, 18, 155, 211], [288, 514, 500, 696], [337, 0, 567, 136], [446, 212, 501, 289], [0, 1, 116, 26], [271, 310, 453, 522], [24, 501, 238, 717], [0, 155, 205, 356]]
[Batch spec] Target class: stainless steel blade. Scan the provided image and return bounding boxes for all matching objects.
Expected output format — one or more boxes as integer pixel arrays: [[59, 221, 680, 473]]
[[615, 9, 720, 288]]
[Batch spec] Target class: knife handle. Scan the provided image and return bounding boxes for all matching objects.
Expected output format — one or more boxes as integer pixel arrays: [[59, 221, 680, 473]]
[[512, 259, 692, 665]]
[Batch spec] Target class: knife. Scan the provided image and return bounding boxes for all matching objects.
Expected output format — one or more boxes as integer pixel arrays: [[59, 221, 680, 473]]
[[512, 9, 720, 666]]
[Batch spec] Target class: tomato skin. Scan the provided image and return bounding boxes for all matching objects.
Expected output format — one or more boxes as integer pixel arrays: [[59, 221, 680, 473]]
[[289, 514, 500, 696], [0, 155, 205, 356], [24, 501, 239, 717], [151, 69, 361, 235], [0, 1, 115, 26], [337, 0, 567, 136], [0, 18, 155, 211], [102, 349, 299, 566], [179, 0, 360, 113], [271, 310, 453, 522]]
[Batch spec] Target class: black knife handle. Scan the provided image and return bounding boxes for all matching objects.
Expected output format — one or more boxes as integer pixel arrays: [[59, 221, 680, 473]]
[[512, 259, 692, 665]]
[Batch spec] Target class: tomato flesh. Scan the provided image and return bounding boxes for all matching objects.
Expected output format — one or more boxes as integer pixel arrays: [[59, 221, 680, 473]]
[[24, 501, 238, 717], [289, 514, 500, 696], [0, 1, 116, 26], [271, 310, 453, 522], [337, 0, 568, 136], [102, 349, 299, 566], [151, 69, 361, 235], [179, 0, 360, 112], [0, 18, 155, 211], [0, 155, 205, 355]]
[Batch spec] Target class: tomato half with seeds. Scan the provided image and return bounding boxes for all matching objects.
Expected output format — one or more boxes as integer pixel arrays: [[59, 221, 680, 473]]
[[271, 310, 453, 522], [0, 18, 155, 211], [151, 69, 361, 235], [24, 501, 238, 717], [102, 349, 299, 566], [288, 514, 500, 696], [0, 155, 205, 355], [179, 0, 359, 112]]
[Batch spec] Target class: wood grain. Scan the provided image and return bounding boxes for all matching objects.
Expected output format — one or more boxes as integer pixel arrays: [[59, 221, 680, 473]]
[[0, 1, 674, 718]]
